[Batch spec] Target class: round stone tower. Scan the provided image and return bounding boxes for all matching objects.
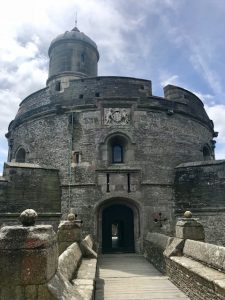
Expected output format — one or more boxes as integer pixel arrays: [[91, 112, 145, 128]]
[[47, 26, 99, 89], [3, 24, 221, 252]]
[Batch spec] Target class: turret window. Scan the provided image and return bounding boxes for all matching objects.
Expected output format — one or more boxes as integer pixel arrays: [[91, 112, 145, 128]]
[[15, 148, 26, 163], [73, 152, 80, 164], [203, 145, 212, 161], [81, 53, 85, 63], [55, 81, 61, 91]]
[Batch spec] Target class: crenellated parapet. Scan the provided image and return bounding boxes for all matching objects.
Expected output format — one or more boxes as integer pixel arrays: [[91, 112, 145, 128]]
[[7, 77, 214, 136]]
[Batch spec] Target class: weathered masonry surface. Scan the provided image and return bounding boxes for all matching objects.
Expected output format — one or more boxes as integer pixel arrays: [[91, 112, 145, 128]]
[[0, 24, 225, 251]]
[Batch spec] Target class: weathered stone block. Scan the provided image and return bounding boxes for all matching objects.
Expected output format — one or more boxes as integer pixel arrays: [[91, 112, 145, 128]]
[[58, 242, 82, 281], [183, 239, 225, 272], [57, 219, 81, 255], [0, 225, 58, 286], [176, 218, 205, 241], [58, 221, 81, 242], [163, 237, 185, 257]]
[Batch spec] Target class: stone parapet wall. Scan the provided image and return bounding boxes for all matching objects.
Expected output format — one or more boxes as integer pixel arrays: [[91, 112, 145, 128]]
[[163, 217, 225, 300], [48, 239, 97, 300], [15, 87, 50, 119], [0, 211, 97, 300], [165, 256, 222, 300], [143, 232, 172, 273], [165, 240, 225, 300], [175, 160, 225, 211], [0, 163, 61, 214], [195, 212, 225, 246]]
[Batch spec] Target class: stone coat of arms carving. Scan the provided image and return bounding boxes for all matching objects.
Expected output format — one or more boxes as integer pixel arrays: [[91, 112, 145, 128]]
[[104, 108, 130, 125]]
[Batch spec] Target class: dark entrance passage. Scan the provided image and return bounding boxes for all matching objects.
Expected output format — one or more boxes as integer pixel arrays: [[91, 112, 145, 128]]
[[102, 204, 134, 253]]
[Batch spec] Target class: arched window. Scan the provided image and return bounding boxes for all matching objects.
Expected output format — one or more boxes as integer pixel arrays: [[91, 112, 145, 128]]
[[203, 145, 212, 161], [104, 133, 133, 165], [15, 148, 26, 163], [112, 144, 123, 163]]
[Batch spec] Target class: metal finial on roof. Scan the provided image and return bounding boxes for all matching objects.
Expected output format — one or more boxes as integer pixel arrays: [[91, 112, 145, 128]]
[[75, 11, 78, 27], [72, 12, 80, 32]]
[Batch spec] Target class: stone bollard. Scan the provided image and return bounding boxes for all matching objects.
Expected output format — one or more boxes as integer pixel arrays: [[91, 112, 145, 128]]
[[57, 212, 82, 255], [164, 211, 205, 258], [0, 209, 58, 300], [175, 210, 205, 241]]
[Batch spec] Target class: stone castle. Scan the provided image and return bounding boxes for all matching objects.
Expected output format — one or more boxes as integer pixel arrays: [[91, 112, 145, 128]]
[[1, 25, 225, 253]]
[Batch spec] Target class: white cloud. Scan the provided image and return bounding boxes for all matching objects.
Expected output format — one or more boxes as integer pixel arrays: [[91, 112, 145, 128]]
[[189, 44, 224, 97], [160, 74, 180, 87]]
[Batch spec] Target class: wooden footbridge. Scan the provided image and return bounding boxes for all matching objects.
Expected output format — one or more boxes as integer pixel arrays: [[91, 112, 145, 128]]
[[95, 254, 189, 300]]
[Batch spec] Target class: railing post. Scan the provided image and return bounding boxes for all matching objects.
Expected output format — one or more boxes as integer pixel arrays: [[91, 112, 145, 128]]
[[57, 212, 82, 255], [175, 210, 205, 241]]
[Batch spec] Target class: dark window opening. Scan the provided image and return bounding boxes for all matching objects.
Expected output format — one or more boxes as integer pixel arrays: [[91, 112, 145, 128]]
[[140, 85, 144, 90], [127, 173, 131, 193], [95, 92, 100, 97], [81, 53, 85, 63], [106, 173, 110, 192], [203, 146, 212, 161], [79, 94, 83, 99], [55, 81, 61, 91], [74, 152, 80, 164], [15, 148, 26, 163], [112, 144, 123, 163]]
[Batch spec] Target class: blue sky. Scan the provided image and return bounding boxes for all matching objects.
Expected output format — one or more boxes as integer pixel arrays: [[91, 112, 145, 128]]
[[0, 0, 225, 174]]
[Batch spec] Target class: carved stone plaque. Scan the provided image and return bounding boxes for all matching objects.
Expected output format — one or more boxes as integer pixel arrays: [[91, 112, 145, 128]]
[[104, 108, 130, 125]]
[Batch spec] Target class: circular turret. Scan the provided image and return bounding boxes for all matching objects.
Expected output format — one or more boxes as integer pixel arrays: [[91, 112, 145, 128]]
[[47, 26, 99, 87]]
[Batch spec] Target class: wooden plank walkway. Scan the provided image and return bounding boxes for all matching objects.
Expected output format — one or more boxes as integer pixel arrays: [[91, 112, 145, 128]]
[[95, 254, 190, 300]]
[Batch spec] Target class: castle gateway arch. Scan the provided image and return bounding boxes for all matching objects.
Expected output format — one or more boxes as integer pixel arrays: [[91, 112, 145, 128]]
[[96, 198, 141, 253]]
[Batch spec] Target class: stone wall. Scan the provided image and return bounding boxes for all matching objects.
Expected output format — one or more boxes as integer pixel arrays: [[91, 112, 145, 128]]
[[174, 160, 225, 245], [195, 212, 225, 246], [0, 163, 61, 227], [143, 232, 172, 273], [161, 215, 225, 300], [175, 160, 225, 210], [165, 257, 222, 300]]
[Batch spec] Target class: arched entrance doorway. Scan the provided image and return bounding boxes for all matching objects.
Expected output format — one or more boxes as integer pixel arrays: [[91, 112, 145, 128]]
[[102, 204, 134, 253]]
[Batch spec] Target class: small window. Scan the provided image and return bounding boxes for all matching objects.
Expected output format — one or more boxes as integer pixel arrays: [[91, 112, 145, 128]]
[[106, 173, 110, 192], [55, 81, 61, 91], [95, 92, 100, 97], [79, 94, 83, 99], [127, 173, 131, 193], [112, 144, 123, 163], [15, 148, 26, 163], [73, 152, 80, 164], [203, 146, 212, 161], [81, 53, 85, 63]]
